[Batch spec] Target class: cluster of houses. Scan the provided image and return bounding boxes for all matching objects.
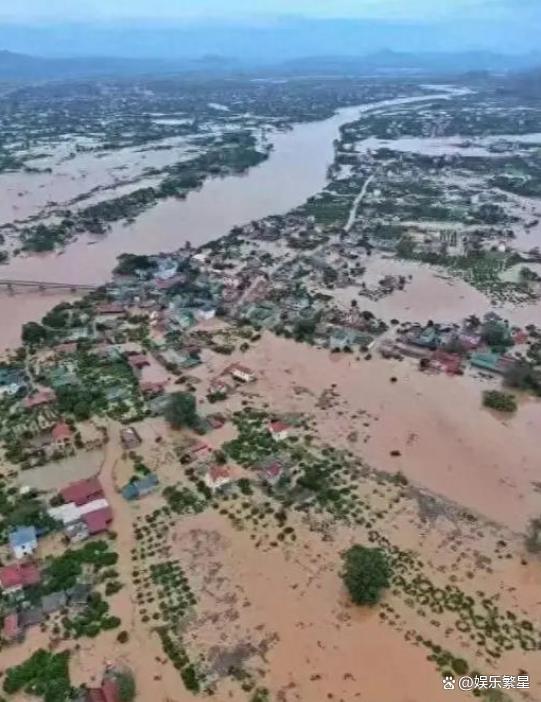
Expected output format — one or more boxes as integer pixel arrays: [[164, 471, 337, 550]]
[[1, 576, 92, 643], [182, 418, 292, 492], [0, 544, 92, 645], [0, 477, 113, 645], [379, 313, 530, 377]]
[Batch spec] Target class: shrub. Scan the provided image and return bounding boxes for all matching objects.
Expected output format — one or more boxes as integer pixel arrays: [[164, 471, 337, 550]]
[[181, 664, 200, 693]]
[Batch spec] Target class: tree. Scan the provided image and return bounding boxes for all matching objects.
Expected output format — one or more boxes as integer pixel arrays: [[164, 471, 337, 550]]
[[525, 517, 541, 553], [116, 671, 136, 702], [482, 390, 517, 413], [165, 392, 197, 429], [21, 321, 47, 345], [504, 361, 541, 395], [293, 318, 316, 342], [341, 545, 391, 606], [3, 649, 72, 699], [396, 236, 415, 259], [114, 253, 156, 276], [481, 320, 512, 349]]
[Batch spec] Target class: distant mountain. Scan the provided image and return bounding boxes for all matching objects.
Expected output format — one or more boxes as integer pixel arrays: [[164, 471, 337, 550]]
[[0, 47, 539, 83], [0, 50, 184, 81], [277, 50, 541, 76]]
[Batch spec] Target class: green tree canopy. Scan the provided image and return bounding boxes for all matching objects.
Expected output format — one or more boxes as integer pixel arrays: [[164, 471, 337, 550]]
[[117, 671, 136, 702], [165, 392, 197, 429], [21, 321, 47, 345], [3, 649, 72, 701], [481, 320, 512, 349], [341, 545, 391, 606]]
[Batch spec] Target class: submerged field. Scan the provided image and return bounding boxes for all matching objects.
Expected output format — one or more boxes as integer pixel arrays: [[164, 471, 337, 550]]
[[1, 71, 541, 702]]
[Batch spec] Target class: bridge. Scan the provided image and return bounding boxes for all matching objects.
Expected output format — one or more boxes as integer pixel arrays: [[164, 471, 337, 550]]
[[0, 279, 100, 293]]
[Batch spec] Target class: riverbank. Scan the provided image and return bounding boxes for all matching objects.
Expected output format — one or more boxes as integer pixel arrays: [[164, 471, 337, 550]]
[[0, 88, 464, 352]]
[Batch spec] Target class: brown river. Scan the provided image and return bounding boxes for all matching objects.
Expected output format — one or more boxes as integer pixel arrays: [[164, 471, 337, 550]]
[[0, 89, 465, 351]]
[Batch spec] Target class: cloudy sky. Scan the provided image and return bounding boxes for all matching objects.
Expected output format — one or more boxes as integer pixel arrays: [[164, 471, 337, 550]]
[[0, 0, 538, 22], [0, 0, 537, 57]]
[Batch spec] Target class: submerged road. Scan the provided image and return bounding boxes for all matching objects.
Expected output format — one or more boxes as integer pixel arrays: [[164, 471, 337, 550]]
[[345, 173, 375, 232]]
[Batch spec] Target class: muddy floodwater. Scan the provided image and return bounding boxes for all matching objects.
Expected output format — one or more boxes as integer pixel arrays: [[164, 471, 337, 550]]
[[0, 90, 464, 350]]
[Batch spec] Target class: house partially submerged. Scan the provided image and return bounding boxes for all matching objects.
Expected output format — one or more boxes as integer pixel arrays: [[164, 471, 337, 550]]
[[268, 421, 290, 441], [41, 591, 67, 614], [0, 562, 41, 594], [51, 477, 113, 541], [2, 612, 23, 642], [470, 351, 516, 375], [60, 478, 105, 506], [51, 421, 73, 449], [204, 465, 233, 491], [8, 526, 38, 560], [23, 389, 57, 410], [258, 458, 287, 486], [121, 474, 159, 501], [223, 363, 256, 384], [120, 426, 142, 450]]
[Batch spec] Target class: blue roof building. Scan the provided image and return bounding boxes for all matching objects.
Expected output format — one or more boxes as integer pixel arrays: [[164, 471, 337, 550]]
[[9, 526, 38, 560], [121, 474, 160, 501]]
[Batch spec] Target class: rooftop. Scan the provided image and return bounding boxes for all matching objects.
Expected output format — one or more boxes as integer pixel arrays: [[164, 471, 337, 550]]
[[52, 421, 72, 442], [0, 562, 41, 589], [9, 525, 37, 549], [82, 506, 113, 535], [60, 477, 104, 507]]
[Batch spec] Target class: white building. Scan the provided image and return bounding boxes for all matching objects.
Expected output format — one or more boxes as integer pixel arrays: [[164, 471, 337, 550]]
[[48, 498, 110, 526]]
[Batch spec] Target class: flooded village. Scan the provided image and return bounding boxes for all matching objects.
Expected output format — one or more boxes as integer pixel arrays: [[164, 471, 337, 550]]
[[0, 66, 541, 702]]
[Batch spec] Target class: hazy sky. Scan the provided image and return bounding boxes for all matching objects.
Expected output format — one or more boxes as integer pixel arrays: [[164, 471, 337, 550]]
[[0, 0, 538, 23]]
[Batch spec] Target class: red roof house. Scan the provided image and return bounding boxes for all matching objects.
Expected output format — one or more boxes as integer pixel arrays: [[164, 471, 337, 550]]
[[259, 460, 285, 485], [52, 421, 73, 444], [139, 380, 167, 396], [96, 303, 125, 315], [204, 465, 233, 491], [431, 350, 464, 375], [23, 389, 57, 410], [189, 442, 213, 461], [101, 678, 120, 702], [85, 677, 120, 702], [0, 563, 41, 591], [61, 477, 104, 506], [268, 421, 290, 440], [127, 354, 150, 370], [86, 691, 105, 702], [82, 507, 113, 535], [2, 613, 22, 641], [513, 330, 529, 345]]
